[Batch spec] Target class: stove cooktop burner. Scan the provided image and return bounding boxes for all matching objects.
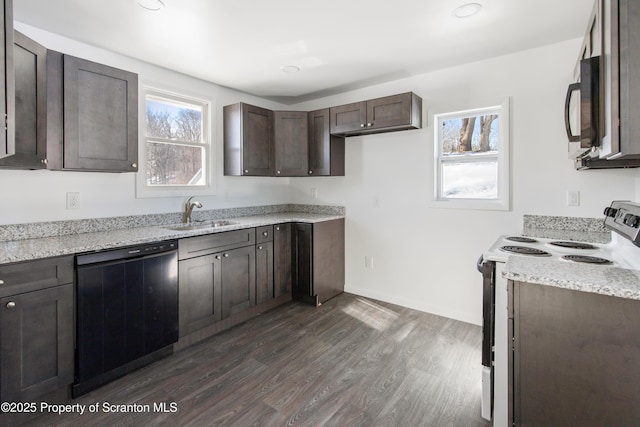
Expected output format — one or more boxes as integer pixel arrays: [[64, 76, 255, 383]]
[[549, 241, 599, 250], [500, 245, 551, 256], [562, 255, 613, 265], [506, 236, 538, 243]]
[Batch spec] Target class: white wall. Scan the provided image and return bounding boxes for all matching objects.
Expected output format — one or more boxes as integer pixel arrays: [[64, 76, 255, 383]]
[[288, 39, 638, 325], [1, 23, 292, 224]]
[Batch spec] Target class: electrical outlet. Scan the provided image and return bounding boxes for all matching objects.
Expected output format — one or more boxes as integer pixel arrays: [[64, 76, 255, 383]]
[[567, 190, 580, 206], [66, 192, 80, 209]]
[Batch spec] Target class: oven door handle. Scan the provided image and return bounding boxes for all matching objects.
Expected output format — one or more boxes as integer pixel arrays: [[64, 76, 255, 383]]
[[476, 255, 485, 273]]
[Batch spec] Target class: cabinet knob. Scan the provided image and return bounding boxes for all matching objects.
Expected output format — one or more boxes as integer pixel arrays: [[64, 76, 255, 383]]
[[276, 170, 281, 175], [263, 231, 268, 237], [367, 123, 373, 127], [0, 279, 4, 285], [275, 226, 280, 231], [258, 246, 263, 250], [6, 301, 15, 309], [41, 158, 48, 165], [224, 253, 229, 258], [131, 163, 137, 168], [215, 255, 221, 260], [360, 123, 365, 128], [244, 169, 249, 174], [308, 170, 313, 175]]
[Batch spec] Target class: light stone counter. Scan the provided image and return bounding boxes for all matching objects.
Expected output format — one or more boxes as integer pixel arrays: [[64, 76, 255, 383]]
[[0, 211, 344, 265], [503, 256, 640, 300]]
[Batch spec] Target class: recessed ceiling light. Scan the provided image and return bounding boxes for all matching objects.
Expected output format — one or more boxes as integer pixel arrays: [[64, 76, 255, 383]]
[[137, 0, 165, 11], [281, 65, 301, 73], [453, 2, 482, 18]]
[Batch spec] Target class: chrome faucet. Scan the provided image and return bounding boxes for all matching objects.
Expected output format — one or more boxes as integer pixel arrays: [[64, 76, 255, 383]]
[[184, 196, 203, 224]]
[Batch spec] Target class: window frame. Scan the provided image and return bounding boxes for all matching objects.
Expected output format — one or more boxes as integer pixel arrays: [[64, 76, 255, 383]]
[[136, 86, 215, 198], [432, 98, 510, 211]]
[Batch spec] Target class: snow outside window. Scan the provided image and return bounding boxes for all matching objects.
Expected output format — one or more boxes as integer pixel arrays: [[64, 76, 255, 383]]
[[433, 98, 509, 211], [136, 87, 214, 198]]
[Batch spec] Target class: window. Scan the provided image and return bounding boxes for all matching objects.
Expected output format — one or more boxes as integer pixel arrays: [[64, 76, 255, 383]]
[[433, 98, 509, 210], [136, 87, 213, 198]]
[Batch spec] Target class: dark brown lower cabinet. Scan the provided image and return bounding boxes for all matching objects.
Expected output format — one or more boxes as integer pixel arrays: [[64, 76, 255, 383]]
[[273, 223, 292, 298], [508, 280, 640, 426], [0, 284, 74, 402], [256, 241, 274, 304], [220, 245, 256, 318], [292, 219, 345, 306]]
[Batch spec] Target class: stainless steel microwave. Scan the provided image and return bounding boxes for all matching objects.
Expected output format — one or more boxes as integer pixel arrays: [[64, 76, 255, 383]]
[[564, 56, 600, 160]]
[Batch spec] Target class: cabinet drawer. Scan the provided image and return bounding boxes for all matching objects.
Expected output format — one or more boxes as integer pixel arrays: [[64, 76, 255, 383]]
[[179, 228, 256, 260], [0, 256, 74, 298], [256, 225, 273, 244]]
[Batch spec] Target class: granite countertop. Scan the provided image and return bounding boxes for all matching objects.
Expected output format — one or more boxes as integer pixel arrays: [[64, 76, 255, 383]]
[[503, 256, 640, 300], [0, 212, 344, 265]]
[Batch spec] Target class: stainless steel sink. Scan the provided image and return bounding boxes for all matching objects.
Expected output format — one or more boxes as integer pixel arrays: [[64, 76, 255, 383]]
[[164, 220, 237, 231]]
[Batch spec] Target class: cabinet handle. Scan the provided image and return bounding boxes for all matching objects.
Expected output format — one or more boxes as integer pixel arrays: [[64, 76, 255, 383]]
[[131, 163, 137, 168], [367, 123, 373, 127], [360, 123, 365, 128], [275, 226, 280, 231], [0, 279, 4, 285], [258, 246, 263, 250], [41, 158, 48, 165], [215, 255, 221, 260], [244, 169, 249, 174], [6, 301, 15, 309], [263, 231, 268, 237], [276, 170, 281, 175], [224, 253, 229, 258], [308, 170, 313, 175]]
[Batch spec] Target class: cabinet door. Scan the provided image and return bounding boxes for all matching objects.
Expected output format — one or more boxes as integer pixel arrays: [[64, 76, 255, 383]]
[[63, 55, 138, 172], [242, 103, 274, 176], [273, 223, 292, 298], [292, 223, 314, 303], [308, 108, 345, 176], [179, 254, 222, 337], [329, 101, 367, 135], [274, 110, 308, 176], [255, 241, 274, 304], [0, 31, 46, 169], [0, 0, 14, 159], [0, 284, 74, 402], [366, 92, 415, 130], [221, 245, 256, 318]]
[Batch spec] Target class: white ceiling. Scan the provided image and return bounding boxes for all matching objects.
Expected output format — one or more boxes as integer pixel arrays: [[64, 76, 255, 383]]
[[14, 0, 593, 104]]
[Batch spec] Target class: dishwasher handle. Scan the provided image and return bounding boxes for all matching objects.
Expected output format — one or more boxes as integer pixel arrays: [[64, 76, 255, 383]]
[[476, 255, 485, 273], [76, 240, 177, 266]]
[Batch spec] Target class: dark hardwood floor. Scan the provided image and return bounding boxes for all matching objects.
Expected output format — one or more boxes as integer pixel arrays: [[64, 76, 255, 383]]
[[26, 293, 489, 427]]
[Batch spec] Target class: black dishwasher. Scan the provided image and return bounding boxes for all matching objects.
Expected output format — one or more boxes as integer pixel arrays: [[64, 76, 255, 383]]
[[73, 240, 178, 397]]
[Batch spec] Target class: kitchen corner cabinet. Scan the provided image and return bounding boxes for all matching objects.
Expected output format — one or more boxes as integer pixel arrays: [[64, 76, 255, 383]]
[[0, 31, 47, 169], [329, 92, 422, 136], [508, 280, 640, 426], [0, 256, 74, 402], [308, 109, 345, 176], [274, 110, 308, 176], [292, 219, 345, 306], [0, 0, 14, 160], [224, 102, 274, 176]]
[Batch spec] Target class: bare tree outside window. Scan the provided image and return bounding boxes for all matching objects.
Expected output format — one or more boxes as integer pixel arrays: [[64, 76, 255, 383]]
[[145, 96, 207, 186]]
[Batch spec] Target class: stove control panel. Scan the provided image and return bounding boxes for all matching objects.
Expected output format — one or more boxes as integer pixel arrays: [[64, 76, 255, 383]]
[[604, 201, 640, 246]]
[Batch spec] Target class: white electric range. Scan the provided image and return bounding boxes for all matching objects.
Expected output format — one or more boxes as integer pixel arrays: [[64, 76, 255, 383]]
[[478, 201, 640, 426]]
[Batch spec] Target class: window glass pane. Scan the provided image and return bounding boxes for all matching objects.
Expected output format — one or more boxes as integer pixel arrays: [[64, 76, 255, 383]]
[[146, 142, 204, 186], [440, 114, 499, 156], [146, 98, 203, 143], [441, 160, 498, 199]]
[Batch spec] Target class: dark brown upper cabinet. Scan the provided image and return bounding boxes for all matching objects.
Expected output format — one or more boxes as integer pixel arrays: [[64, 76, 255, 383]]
[[58, 54, 138, 172], [1, 0, 14, 160], [329, 92, 422, 136], [308, 108, 344, 176], [224, 102, 274, 176], [0, 31, 47, 169], [274, 110, 308, 176]]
